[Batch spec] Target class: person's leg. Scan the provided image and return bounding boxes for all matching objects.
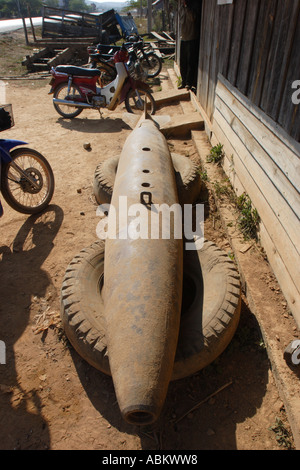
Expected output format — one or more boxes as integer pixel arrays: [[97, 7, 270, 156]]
[[179, 40, 188, 88], [186, 40, 198, 89]]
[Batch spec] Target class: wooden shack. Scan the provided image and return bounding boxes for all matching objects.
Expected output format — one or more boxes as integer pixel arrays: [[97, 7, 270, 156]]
[[177, 0, 300, 327]]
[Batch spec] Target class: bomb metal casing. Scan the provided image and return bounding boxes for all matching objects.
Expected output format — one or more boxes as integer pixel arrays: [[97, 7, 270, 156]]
[[103, 118, 183, 425]]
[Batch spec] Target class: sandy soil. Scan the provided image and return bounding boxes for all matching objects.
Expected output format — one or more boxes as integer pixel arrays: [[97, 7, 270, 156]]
[[0, 74, 296, 450]]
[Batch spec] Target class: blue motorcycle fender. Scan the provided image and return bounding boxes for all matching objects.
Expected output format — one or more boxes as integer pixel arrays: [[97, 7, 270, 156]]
[[0, 139, 27, 163]]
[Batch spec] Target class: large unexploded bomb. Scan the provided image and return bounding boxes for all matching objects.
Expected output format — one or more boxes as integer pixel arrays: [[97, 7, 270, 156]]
[[103, 114, 183, 425]]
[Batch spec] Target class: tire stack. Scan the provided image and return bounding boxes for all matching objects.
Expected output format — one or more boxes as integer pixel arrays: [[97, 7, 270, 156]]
[[60, 152, 241, 381], [93, 153, 201, 207]]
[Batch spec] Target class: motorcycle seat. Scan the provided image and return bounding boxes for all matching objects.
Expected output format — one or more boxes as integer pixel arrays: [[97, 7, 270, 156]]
[[124, 41, 143, 48], [90, 53, 113, 62], [96, 44, 120, 54], [55, 66, 101, 77]]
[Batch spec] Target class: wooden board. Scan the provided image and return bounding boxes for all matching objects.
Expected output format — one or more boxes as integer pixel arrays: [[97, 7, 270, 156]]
[[196, 0, 300, 143], [235, 0, 260, 95], [122, 111, 203, 137], [159, 112, 204, 136], [246, 0, 278, 107], [226, 0, 247, 87], [152, 88, 190, 105], [211, 77, 300, 326], [216, 78, 300, 190], [214, 95, 300, 221]]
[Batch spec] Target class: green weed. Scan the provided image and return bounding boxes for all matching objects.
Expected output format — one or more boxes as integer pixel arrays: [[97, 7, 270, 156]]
[[269, 417, 293, 449], [213, 181, 232, 197], [207, 143, 224, 165], [236, 193, 260, 240], [198, 167, 209, 182]]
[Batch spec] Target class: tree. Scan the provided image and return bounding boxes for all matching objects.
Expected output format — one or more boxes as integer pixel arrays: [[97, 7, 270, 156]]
[[68, 0, 92, 12], [0, 0, 17, 18], [124, 0, 147, 11], [0, 0, 43, 18], [44, 0, 59, 7], [43, 0, 93, 12], [125, 0, 178, 8]]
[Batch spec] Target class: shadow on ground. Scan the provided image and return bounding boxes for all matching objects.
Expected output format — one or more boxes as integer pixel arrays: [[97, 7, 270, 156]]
[[57, 116, 131, 134], [69, 297, 270, 450], [0, 205, 64, 450]]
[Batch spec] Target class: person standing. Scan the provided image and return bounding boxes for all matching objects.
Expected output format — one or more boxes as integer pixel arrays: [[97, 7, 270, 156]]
[[178, 0, 201, 91]]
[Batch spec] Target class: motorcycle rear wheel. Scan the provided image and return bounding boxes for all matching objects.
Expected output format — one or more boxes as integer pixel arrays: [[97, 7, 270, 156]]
[[1, 148, 55, 214], [125, 88, 156, 115], [53, 83, 83, 119], [89, 61, 116, 86]]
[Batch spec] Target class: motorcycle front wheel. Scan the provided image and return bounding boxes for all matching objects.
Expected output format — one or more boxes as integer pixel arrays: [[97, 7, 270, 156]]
[[141, 53, 162, 78], [1, 148, 55, 214], [53, 83, 83, 119], [125, 88, 156, 115]]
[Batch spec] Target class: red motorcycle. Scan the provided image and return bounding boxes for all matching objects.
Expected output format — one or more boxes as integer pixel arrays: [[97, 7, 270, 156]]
[[49, 47, 156, 119]]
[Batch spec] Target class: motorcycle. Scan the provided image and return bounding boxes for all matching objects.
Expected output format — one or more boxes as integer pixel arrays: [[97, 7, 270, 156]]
[[49, 47, 156, 119], [88, 37, 162, 81], [87, 42, 148, 86], [0, 104, 54, 217], [125, 35, 163, 78]]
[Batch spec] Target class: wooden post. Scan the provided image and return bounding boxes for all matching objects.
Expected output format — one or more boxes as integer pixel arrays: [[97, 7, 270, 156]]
[[164, 0, 170, 30], [16, 0, 29, 45], [27, 4, 36, 43], [147, 0, 152, 33]]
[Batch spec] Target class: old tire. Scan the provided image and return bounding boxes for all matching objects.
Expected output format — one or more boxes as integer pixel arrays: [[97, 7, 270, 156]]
[[93, 155, 119, 208], [61, 239, 241, 380], [60, 240, 110, 374], [93, 153, 201, 207], [173, 239, 241, 380]]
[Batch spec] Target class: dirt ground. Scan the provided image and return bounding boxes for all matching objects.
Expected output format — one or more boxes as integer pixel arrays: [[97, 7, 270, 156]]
[[0, 35, 297, 450]]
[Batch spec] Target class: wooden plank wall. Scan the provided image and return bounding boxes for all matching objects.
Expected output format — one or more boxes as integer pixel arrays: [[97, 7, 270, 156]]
[[211, 75, 300, 327], [197, 0, 300, 142], [194, 0, 300, 325]]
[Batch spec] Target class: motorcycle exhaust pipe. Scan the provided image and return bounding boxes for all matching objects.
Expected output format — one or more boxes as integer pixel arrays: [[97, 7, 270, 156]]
[[53, 98, 94, 109]]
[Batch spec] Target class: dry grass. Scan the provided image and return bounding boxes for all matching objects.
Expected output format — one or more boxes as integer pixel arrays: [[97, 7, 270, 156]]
[[0, 29, 40, 78]]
